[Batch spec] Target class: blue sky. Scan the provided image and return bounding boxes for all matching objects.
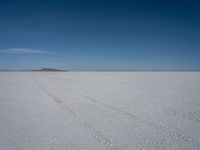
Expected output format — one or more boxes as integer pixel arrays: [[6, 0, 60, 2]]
[[0, 0, 200, 70]]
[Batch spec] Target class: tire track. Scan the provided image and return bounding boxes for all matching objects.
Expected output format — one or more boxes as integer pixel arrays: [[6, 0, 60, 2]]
[[0, 99, 16, 102], [33, 79, 118, 150], [53, 77, 196, 125], [53, 81, 200, 148]]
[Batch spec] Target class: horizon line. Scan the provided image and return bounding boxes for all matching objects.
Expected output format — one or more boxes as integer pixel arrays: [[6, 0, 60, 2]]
[[0, 69, 200, 72]]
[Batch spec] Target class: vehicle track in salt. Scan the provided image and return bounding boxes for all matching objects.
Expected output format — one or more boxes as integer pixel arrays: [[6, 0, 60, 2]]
[[33, 79, 118, 150], [0, 99, 15, 102], [52, 80, 200, 148]]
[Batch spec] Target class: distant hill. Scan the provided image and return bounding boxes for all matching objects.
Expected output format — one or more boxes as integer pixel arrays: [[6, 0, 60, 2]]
[[32, 68, 67, 72]]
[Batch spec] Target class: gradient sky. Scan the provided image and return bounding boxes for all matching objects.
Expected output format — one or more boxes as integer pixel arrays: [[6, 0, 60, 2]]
[[0, 0, 200, 70]]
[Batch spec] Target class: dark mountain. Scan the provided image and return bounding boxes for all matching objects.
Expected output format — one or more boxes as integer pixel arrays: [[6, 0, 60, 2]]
[[32, 68, 67, 72]]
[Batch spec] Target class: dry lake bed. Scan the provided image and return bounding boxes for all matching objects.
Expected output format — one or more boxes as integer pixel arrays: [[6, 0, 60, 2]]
[[0, 72, 200, 150]]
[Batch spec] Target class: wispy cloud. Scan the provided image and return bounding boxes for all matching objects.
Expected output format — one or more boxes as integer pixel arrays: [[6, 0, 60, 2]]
[[0, 48, 50, 54]]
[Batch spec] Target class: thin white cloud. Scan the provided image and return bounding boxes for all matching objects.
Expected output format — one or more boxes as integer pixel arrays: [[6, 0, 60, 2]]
[[0, 48, 50, 54]]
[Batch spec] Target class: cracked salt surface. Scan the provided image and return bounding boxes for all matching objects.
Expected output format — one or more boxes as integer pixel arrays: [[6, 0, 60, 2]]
[[0, 72, 200, 149]]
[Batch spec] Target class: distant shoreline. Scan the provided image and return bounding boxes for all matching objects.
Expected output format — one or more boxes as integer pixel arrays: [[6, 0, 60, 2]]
[[0, 70, 200, 72]]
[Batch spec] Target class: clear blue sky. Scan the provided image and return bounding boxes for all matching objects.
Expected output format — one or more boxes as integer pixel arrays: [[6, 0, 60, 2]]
[[0, 0, 200, 70]]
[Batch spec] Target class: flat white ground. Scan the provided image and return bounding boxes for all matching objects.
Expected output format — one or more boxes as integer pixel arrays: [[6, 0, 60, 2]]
[[0, 72, 200, 150]]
